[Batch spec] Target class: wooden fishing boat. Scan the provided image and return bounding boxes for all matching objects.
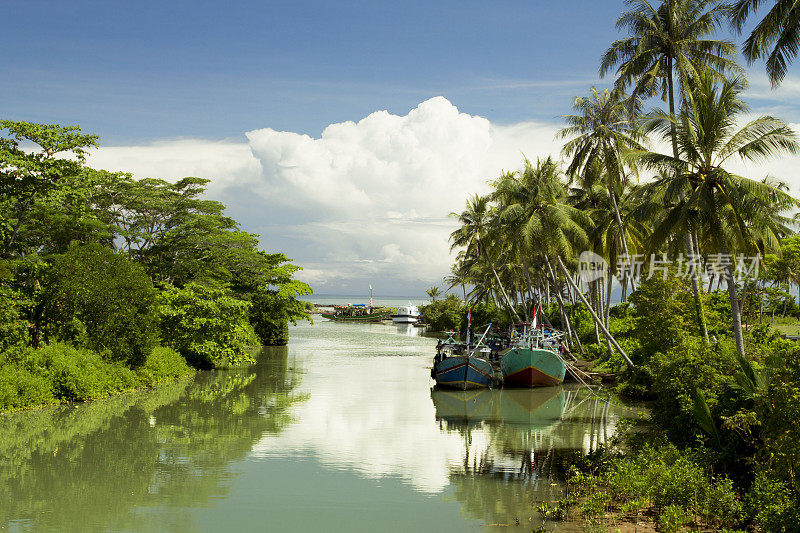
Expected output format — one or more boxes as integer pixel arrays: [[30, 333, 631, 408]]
[[321, 304, 391, 322], [432, 327, 494, 390], [500, 321, 566, 388], [433, 354, 493, 390], [501, 347, 566, 387]]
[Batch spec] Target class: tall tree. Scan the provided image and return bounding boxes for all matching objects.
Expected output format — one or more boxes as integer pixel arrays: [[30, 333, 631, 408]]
[[730, 0, 800, 85], [559, 87, 646, 289], [450, 194, 521, 321], [601, 0, 740, 152], [600, 0, 739, 340], [637, 71, 799, 357], [0, 121, 99, 258], [492, 157, 593, 346]]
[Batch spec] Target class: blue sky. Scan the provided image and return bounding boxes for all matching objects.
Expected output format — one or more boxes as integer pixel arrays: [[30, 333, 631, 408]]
[[4, 0, 630, 143], [5, 1, 800, 295]]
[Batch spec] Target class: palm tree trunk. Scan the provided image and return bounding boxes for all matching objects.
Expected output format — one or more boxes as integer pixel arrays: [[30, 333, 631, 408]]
[[608, 186, 636, 292], [725, 250, 746, 358], [592, 280, 602, 345], [667, 56, 710, 344], [557, 257, 635, 371], [686, 234, 710, 343], [479, 242, 521, 322], [605, 268, 614, 355], [544, 258, 584, 355]]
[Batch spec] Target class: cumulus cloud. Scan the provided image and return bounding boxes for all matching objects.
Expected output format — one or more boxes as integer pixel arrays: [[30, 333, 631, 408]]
[[88, 97, 562, 294], [86, 96, 800, 295]]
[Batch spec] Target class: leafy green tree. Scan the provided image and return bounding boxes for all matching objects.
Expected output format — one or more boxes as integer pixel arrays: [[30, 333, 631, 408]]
[[450, 194, 520, 321], [250, 290, 291, 345], [730, 0, 800, 86], [42, 244, 158, 365], [0, 262, 27, 351], [638, 71, 799, 357], [420, 294, 465, 332], [0, 121, 98, 258], [425, 286, 441, 301], [559, 87, 645, 266], [630, 271, 697, 358], [157, 283, 258, 369], [249, 285, 311, 346]]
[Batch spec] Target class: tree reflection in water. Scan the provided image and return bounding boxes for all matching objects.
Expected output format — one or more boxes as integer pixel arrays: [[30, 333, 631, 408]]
[[0, 346, 305, 532], [431, 386, 638, 531]]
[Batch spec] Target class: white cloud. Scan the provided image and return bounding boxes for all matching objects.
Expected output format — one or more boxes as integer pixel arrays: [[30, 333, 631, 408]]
[[87, 97, 562, 294], [87, 96, 800, 295]]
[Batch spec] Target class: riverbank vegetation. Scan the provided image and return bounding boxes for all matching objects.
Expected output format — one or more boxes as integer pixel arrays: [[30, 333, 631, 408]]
[[0, 121, 312, 412], [436, 1, 800, 530]]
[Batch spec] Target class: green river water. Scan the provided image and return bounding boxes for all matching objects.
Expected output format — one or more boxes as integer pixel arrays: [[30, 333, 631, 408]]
[[0, 320, 641, 532]]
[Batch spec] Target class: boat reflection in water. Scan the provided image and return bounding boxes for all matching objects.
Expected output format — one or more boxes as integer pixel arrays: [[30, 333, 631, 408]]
[[394, 322, 426, 337], [430, 386, 628, 531]]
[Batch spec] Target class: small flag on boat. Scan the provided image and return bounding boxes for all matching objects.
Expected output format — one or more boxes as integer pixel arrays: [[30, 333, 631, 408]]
[[531, 305, 538, 330]]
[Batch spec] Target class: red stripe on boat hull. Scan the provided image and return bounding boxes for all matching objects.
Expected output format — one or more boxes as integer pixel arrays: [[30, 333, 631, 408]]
[[504, 366, 563, 388]]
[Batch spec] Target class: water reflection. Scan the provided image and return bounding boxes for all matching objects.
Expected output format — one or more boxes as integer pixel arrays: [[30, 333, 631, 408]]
[[0, 321, 642, 533], [394, 323, 426, 337], [0, 347, 304, 532], [431, 387, 633, 530]]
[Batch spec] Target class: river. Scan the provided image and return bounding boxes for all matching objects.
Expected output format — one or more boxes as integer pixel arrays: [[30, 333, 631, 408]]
[[0, 320, 640, 532]]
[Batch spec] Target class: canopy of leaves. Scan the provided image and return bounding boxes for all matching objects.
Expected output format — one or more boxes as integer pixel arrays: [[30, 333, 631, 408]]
[[43, 244, 158, 367], [157, 283, 258, 369]]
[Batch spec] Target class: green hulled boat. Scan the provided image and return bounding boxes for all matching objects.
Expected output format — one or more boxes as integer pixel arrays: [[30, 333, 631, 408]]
[[321, 305, 391, 322]]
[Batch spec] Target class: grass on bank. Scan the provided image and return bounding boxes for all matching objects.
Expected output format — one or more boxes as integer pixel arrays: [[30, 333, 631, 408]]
[[0, 344, 194, 412]]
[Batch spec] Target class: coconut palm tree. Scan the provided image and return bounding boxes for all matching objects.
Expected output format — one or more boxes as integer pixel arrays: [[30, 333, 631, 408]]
[[559, 87, 647, 289], [425, 286, 441, 302], [450, 194, 521, 321], [601, 0, 740, 155], [492, 157, 593, 349], [444, 261, 471, 301], [601, 0, 741, 343], [730, 0, 800, 86], [636, 70, 800, 357]]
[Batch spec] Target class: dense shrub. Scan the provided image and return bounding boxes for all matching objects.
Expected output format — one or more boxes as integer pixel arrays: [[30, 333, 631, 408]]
[[43, 244, 158, 366], [573, 443, 743, 530], [0, 343, 192, 412], [629, 273, 697, 360], [746, 471, 800, 532], [647, 336, 738, 444], [0, 361, 55, 410], [249, 288, 305, 346], [135, 346, 194, 384], [158, 283, 258, 369], [0, 286, 27, 351], [751, 344, 800, 527], [420, 294, 465, 332]]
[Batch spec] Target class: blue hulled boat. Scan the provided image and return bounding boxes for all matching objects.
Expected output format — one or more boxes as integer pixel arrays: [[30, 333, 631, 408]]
[[432, 327, 495, 390], [433, 355, 493, 390]]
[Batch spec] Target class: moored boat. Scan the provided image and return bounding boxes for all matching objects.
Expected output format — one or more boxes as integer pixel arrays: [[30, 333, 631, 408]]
[[500, 314, 567, 388], [321, 304, 391, 322], [391, 303, 420, 324], [432, 327, 495, 390], [501, 346, 566, 387], [434, 355, 494, 390]]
